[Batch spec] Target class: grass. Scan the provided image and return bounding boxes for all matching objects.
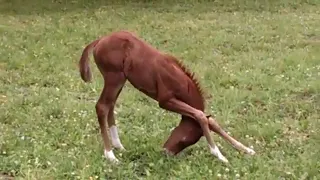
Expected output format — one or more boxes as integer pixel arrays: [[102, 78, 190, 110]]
[[0, 0, 320, 179]]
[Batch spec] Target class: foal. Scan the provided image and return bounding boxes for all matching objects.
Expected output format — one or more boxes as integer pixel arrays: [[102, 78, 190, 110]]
[[78, 31, 255, 163]]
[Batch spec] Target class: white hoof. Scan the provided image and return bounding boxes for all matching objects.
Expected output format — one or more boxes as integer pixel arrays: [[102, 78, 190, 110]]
[[113, 142, 126, 151], [217, 154, 229, 164], [246, 148, 256, 155], [104, 149, 119, 163], [210, 145, 229, 163]]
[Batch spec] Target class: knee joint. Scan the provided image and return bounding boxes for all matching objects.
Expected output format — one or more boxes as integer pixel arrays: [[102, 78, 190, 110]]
[[95, 102, 105, 112], [95, 101, 113, 114], [194, 110, 208, 125]]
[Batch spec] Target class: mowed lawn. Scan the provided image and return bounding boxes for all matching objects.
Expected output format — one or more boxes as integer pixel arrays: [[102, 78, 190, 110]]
[[1, 0, 319, 179]]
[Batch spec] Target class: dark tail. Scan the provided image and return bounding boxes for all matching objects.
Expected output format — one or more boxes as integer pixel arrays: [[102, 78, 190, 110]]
[[79, 39, 100, 82]]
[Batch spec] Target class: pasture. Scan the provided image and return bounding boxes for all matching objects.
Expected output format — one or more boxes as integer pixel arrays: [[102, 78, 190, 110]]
[[0, 0, 319, 179]]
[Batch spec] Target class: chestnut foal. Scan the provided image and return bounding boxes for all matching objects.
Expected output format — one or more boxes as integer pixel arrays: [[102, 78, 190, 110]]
[[78, 31, 255, 163]]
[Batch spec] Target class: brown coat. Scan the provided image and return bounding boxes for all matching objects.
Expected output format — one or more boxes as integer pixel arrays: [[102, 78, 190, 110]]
[[78, 31, 255, 162]]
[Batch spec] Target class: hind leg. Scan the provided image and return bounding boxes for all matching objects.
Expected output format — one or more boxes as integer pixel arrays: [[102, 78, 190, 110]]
[[208, 117, 256, 155], [159, 98, 229, 163], [107, 86, 126, 150], [96, 72, 126, 163]]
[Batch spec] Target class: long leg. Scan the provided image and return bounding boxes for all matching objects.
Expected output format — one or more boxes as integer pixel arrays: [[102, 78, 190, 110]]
[[95, 72, 126, 163], [159, 98, 229, 163], [208, 117, 256, 155], [107, 84, 126, 150]]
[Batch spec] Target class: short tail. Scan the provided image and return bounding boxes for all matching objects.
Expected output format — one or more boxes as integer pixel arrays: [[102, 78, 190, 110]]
[[79, 39, 100, 82]]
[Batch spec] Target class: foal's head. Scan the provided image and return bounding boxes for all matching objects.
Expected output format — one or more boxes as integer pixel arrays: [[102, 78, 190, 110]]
[[162, 116, 203, 155]]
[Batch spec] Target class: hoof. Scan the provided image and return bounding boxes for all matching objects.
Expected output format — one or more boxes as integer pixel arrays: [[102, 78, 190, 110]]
[[210, 146, 229, 164], [104, 149, 119, 164], [114, 144, 126, 151], [246, 148, 256, 155]]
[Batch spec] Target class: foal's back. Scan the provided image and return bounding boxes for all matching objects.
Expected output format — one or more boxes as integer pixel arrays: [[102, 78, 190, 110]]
[[94, 31, 198, 104]]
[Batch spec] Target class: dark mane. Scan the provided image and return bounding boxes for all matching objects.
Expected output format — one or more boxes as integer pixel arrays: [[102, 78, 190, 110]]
[[164, 54, 206, 106]]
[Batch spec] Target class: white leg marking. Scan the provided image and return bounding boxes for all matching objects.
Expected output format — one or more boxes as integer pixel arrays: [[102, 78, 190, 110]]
[[210, 145, 229, 163], [104, 149, 119, 163], [245, 147, 256, 155], [234, 142, 256, 155], [110, 125, 125, 150]]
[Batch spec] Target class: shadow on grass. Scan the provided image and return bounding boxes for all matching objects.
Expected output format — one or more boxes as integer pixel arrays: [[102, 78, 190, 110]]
[[0, 0, 318, 16]]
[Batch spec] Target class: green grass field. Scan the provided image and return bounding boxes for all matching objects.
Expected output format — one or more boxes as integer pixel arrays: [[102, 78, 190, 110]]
[[1, 0, 320, 179]]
